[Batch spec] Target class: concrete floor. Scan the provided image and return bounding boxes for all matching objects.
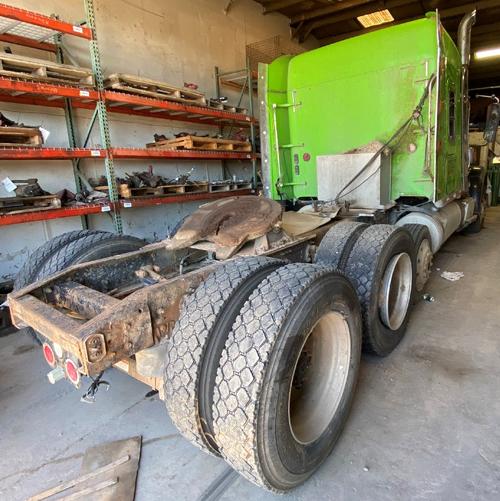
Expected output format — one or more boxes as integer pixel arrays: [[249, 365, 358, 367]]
[[1, 209, 500, 501]]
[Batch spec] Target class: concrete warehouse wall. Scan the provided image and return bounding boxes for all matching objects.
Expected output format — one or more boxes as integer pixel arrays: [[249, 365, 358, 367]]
[[0, 0, 302, 282]]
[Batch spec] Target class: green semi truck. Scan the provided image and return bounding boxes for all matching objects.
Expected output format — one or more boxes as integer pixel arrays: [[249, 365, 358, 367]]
[[9, 10, 486, 493], [260, 10, 483, 239]]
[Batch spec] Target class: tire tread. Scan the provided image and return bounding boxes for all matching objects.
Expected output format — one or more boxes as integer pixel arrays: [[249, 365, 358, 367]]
[[212, 263, 338, 490], [14, 230, 104, 290], [165, 257, 283, 455], [344, 224, 411, 354], [315, 221, 368, 270], [37, 233, 144, 278]]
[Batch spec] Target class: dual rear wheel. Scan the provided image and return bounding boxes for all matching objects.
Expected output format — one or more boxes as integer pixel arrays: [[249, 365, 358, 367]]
[[317, 222, 418, 355], [165, 259, 362, 491], [164, 220, 430, 491]]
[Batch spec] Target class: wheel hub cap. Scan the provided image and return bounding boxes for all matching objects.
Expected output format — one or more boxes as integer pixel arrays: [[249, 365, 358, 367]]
[[415, 238, 433, 292], [379, 252, 412, 330], [288, 312, 351, 445]]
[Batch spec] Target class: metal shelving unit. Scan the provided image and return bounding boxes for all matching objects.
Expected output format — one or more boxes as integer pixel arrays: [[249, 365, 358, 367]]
[[0, 188, 251, 226], [0, 147, 256, 160], [214, 61, 259, 190], [0, 2, 257, 229], [0, 79, 256, 127]]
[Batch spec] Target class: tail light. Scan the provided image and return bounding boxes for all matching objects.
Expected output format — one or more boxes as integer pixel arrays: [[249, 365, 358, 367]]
[[42, 343, 56, 367], [65, 359, 80, 386]]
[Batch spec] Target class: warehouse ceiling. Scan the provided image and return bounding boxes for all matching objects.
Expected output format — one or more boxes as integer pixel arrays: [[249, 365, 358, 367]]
[[254, 0, 500, 90]]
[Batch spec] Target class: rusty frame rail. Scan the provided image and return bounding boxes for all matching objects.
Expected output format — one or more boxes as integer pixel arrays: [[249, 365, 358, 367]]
[[9, 243, 216, 376], [8, 222, 325, 382]]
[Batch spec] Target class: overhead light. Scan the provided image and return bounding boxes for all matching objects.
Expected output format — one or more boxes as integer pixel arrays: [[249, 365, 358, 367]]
[[357, 9, 394, 28], [475, 47, 500, 60]]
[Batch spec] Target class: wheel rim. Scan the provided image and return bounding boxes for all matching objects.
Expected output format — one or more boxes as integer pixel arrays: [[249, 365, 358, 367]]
[[288, 311, 351, 445], [379, 252, 412, 330], [415, 238, 432, 292]]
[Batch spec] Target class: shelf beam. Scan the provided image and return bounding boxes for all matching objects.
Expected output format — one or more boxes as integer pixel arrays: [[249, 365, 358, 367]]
[[0, 33, 56, 52], [0, 148, 104, 160], [0, 147, 256, 160], [0, 204, 106, 226], [0, 80, 255, 128], [105, 91, 255, 126], [0, 78, 99, 99], [120, 189, 252, 208], [0, 3, 257, 231], [111, 147, 255, 160], [0, 189, 253, 226], [0, 3, 92, 40]]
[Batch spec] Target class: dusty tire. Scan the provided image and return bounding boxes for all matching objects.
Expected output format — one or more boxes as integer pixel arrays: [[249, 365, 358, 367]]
[[164, 256, 284, 455], [13, 229, 106, 344], [213, 263, 362, 491], [19, 232, 145, 345], [37, 232, 146, 278], [344, 224, 415, 356], [314, 221, 368, 270], [403, 224, 433, 292], [14, 230, 104, 290]]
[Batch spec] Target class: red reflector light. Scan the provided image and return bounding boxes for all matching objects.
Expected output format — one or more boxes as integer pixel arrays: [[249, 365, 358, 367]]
[[65, 359, 80, 385], [42, 343, 55, 367]]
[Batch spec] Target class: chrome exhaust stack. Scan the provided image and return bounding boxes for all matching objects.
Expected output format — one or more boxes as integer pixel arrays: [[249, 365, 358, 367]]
[[458, 10, 477, 191]]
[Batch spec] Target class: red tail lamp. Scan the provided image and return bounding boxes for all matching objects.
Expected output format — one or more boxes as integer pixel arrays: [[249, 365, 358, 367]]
[[64, 359, 80, 385], [42, 343, 56, 367]]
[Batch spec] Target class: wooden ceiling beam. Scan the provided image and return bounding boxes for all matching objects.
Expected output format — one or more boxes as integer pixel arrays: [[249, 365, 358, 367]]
[[471, 38, 500, 52], [262, 0, 305, 15], [470, 59, 500, 70], [469, 76, 500, 87], [294, 2, 382, 42], [318, 15, 420, 44], [317, 1, 495, 45], [470, 68, 500, 76], [472, 35, 500, 50], [471, 21, 500, 36], [294, 0, 417, 42], [291, 0, 375, 24], [470, 74, 500, 84], [435, 0, 500, 18]]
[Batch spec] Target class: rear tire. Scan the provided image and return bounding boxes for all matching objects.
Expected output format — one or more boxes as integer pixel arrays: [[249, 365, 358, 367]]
[[314, 221, 368, 270], [344, 225, 415, 356], [37, 233, 146, 278], [14, 230, 106, 344], [165, 257, 284, 455], [213, 263, 362, 491], [14, 230, 104, 290], [17, 231, 145, 344], [403, 224, 433, 292]]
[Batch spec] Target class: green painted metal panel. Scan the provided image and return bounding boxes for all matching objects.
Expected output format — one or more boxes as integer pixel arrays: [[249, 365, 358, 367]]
[[261, 13, 463, 204]]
